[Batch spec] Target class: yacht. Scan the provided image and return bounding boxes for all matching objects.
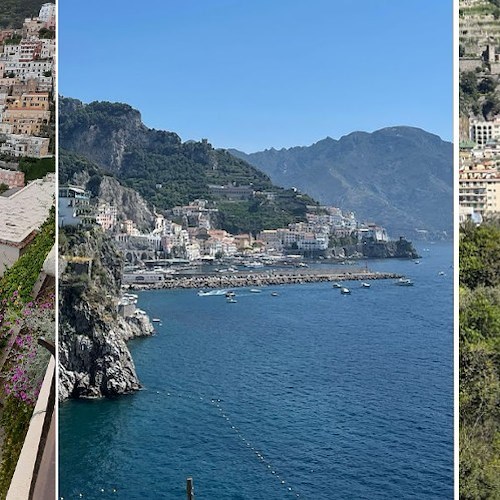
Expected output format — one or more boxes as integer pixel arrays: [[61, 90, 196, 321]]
[[395, 278, 414, 286], [340, 287, 351, 294]]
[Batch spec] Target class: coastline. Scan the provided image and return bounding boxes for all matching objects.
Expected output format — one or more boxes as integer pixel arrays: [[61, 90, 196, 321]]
[[126, 269, 403, 291]]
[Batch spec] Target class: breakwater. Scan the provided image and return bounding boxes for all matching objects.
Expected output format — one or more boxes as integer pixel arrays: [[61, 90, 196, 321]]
[[127, 268, 403, 290]]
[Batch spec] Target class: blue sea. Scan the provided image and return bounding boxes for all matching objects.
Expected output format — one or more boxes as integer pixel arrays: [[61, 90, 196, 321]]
[[59, 242, 453, 499]]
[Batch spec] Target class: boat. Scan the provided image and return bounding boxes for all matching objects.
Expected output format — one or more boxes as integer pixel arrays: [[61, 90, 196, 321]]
[[340, 287, 351, 294], [361, 282, 371, 288], [271, 292, 279, 297], [395, 278, 414, 286], [225, 291, 236, 298], [226, 297, 237, 303], [438, 271, 445, 276], [414, 260, 420, 264], [152, 318, 161, 323], [249, 289, 262, 293], [332, 282, 342, 288]]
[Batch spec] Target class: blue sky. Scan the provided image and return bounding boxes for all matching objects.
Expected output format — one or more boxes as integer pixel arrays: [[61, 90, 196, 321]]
[[59, 0, 453, 152]]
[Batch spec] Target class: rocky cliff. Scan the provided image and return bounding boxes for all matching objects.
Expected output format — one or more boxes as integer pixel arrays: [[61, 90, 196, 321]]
[[58, 227, 153, 401], [59, 149, 155, 232]]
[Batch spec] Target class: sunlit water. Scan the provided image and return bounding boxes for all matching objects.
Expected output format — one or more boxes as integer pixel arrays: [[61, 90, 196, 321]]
[[60, 242, 453, 499]]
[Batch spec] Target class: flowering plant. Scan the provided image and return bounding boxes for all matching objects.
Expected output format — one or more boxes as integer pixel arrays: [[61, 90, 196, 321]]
[[1, 292, 55, 405]]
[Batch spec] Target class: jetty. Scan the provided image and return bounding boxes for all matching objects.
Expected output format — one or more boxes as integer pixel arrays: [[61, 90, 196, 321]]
[[126, 268, 403, 290]]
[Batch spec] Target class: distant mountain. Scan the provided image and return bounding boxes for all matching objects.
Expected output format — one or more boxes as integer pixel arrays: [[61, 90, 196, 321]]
[[230, 127, 453, 238], [59, 97, 318, 234]]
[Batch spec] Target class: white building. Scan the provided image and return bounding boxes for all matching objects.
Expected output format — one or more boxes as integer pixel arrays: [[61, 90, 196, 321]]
[[58, 185, 91, 227], [470, 117, 500, 147]]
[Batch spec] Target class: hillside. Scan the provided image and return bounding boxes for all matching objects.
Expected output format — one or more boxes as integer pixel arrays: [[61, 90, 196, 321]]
[[0, 0, 47, 28], [230, 127, 453, 238], [59, 97, 317, 234]]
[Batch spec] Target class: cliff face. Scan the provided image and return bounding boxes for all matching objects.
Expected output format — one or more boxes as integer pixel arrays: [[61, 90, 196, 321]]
[[58, 227, 153, 401], [59, 149, 155, 232]]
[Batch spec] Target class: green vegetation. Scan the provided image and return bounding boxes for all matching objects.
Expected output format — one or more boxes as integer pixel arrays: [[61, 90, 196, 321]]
[[0, 208, 55, 302], [0, 183, 8, 194], [59, 98, 318, 234], [460, 220, 500, 499], [3, 34, 22, 45], [0, 0, 45, 28], [460, 70, 500, 119], [19, 157, 55, 181], [0, 397, 33, 497], [38, 27, 55, 39], [215, 190, 315, 235], [0, 209, 54, 498]]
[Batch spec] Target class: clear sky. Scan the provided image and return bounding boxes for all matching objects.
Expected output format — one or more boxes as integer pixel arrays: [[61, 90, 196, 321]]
[[59, 0, 453, 152]]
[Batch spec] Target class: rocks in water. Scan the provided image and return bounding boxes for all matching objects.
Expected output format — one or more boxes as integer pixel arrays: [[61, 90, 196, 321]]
[[59, 227, 153, 401]]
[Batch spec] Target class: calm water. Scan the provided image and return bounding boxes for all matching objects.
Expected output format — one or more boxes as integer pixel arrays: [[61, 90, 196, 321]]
[[59, 242, 453, 499]]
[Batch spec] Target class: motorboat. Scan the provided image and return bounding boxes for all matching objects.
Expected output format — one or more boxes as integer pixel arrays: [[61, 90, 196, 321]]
[[271, 292, 279, 297], [332, 282, 342, 288], [152, 318, 161, 323], [361, 282, 371, 288], [225, 291, 236, 298], [249, 289, 262, 293], [395, 278, 414, 286], [340, 287, 351, 294], [226, 298, 237, 303]]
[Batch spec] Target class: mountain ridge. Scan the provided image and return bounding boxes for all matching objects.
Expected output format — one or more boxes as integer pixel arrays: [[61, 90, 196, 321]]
[[229, 126, 453, 237]]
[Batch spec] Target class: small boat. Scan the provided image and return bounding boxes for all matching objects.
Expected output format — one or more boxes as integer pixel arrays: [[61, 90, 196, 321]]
[[249, 289, 262, 293], [227, 298, 237, 303], [361, 282, 371, 288], [438, 271, 445, 276], [414, 260, 420, 264], [271, 292, 279, 297], [332, 282, 342, 288], [225, 291, 236, 298], [340, 287, 351, 294], [152, 318, 161, 323], [395, 278, 414, 286]]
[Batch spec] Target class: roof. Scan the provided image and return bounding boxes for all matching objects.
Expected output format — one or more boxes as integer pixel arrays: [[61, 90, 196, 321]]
[[0, 174, 54, 246]]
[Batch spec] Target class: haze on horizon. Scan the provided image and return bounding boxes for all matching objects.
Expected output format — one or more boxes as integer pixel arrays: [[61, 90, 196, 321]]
[[60, 0, 453, 152]]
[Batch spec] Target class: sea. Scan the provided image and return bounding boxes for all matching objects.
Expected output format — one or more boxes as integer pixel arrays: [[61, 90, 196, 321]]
[[59, 242, 453, 500]]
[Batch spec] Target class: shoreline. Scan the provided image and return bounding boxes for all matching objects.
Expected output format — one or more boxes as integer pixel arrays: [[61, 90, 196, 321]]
[[126, 269, 404, 291]]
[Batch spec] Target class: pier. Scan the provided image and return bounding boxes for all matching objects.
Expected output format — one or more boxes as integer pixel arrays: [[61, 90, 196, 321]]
[[126, 268, 403, 290]]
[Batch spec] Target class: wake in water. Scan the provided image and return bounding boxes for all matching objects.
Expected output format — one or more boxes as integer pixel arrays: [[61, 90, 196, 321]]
[[197, 289, 228, 296]]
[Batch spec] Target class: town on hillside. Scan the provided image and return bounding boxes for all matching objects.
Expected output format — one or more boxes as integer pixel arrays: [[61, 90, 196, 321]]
[[56, 179, 417, 287], [459, 0, 500, 222], [0, 2, 55, 276]]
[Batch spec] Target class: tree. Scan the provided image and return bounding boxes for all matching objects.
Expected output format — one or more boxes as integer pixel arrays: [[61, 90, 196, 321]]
[[0, 183, 8, 194], [478, 77, 497, 94], [460, 71, 478, 97]]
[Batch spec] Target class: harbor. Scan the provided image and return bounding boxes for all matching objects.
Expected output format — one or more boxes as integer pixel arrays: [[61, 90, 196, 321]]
[[124, 267, 403, 290]]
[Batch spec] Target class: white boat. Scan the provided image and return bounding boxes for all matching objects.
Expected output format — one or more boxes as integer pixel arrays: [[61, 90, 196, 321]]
[[249, 289, 262, 293], [414, 260, 420, 264], [361, 282, 371, 288], [438, 271, 445, 276], [340, 287, 351, 294], [225, 291, 236, 297], [152, 318, 161, 323], [332, 282, 342, 288], [271, 292, 279, 297], [226, 298, 237, 303], [395, 278, 414, 286]]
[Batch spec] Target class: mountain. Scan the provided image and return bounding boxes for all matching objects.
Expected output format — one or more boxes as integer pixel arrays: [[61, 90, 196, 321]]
[[59, 97, 317, 234], [229, 127, 453, 238]]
